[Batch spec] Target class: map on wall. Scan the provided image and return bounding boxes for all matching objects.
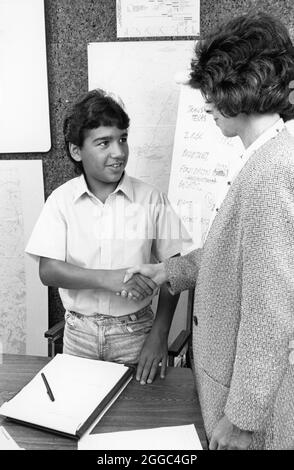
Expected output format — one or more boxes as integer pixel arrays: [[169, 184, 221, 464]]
[[0, 161, 47, 356], [0, 166, 26, 353], [88, 40, 195, 194], [116, 0, 200, 38]]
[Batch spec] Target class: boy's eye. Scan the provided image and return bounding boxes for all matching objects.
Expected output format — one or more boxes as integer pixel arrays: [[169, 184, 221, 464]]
[[98, 140, 109, 147], [120, 136, 128, 143]]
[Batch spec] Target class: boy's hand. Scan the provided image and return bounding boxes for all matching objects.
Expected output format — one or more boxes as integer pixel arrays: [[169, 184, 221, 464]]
[[110, 269, 157, 301], [135, 327, 168, 384]]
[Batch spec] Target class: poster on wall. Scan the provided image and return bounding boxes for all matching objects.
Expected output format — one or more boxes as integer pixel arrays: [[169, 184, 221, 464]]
[[0, 160, 47, 356], [168, 85, 244, 247], [116, 0, 200, 38], [168, 86, 294, 247], [88, 40, 195, 194], [0, 0, 50, 153]]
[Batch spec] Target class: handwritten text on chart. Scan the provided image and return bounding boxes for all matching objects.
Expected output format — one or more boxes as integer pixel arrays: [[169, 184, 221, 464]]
[[182, 149, 209, 161], [183, 131, 204, 141]]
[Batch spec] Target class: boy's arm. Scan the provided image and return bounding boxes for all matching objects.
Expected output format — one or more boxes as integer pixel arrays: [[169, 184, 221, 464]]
[[135, 259, 180, 385], [39, 257, 156, 299]]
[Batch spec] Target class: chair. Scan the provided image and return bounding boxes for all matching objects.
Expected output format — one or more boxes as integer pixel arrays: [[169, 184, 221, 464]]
[[45, 289, 194, 367], [167, 289, 194, 367]]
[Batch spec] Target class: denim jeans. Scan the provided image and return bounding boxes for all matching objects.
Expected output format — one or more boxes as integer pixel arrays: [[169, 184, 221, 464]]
[[63, 305, 154, 364]]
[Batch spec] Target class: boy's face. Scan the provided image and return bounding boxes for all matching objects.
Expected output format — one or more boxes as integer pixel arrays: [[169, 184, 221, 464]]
[[71, 126, 129, 186]]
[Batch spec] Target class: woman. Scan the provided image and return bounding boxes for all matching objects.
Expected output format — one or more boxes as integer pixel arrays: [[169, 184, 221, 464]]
[[125, 11, 294, 450]]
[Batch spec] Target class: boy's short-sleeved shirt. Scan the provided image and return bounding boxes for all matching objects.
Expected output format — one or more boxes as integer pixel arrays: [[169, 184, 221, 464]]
[[25, 173, 193, 316]]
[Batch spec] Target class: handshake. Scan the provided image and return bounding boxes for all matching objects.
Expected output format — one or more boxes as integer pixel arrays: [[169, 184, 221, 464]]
[[114, 262, 167, 301]]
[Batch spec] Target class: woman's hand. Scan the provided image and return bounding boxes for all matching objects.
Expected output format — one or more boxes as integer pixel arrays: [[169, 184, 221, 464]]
[[124, 263, 167, 286], [209, 415, 253, 450]]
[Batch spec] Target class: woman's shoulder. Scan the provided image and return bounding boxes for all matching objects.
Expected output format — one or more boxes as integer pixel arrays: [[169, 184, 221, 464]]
[[242, 129, 294, 188], [255, 128, 294, 164]]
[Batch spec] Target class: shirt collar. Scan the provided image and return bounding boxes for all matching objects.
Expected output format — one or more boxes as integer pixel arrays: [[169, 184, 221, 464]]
[[73, 174, 92, 202], [112, 172, 134, 201], [73, 172, 134, 203], [242, 117, 285, 162]]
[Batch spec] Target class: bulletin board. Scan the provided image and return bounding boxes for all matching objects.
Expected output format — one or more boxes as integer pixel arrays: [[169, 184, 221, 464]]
[[2, 0, 292, 333]]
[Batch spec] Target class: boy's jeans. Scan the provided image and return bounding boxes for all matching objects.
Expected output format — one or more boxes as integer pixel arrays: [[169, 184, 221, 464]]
[[63, 305, 154, 364]]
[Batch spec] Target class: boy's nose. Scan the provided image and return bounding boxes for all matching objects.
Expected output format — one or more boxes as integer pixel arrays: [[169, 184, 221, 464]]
[[111, 142, 125, 157]]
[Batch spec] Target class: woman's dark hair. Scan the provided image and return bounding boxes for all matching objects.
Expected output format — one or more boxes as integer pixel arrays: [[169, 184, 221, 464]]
[[189, 11, 294, 121], [63, 89, 130, 174]]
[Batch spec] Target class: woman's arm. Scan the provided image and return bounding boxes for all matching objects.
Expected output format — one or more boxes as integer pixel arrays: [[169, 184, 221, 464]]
[[224, 166, 294, 431], [124, 248, 203, 295]]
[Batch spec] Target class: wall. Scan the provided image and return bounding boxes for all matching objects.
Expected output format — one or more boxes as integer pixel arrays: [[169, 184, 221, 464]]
[[1, 0, 293, 327]]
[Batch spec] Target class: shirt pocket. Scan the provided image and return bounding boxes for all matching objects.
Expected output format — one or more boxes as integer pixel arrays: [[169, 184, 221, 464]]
[[123, 238, 153, 266]]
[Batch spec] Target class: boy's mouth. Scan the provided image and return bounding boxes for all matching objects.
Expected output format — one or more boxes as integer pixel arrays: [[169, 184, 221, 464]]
[[107, 162, 124, 169]]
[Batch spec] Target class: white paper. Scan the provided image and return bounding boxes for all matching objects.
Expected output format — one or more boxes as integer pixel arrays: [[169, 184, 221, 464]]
[[0, 354, 130, 436], [0, 0, 50, 152], [168, 85, 244, 247], [78, 424, 202, 450], [0, 426, 24, 450], [88, 40, 194, 194], [116, 0, 200, 38]]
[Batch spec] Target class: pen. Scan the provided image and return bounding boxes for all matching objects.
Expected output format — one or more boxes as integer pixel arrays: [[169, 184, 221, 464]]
[[41, 372, 55, 402]]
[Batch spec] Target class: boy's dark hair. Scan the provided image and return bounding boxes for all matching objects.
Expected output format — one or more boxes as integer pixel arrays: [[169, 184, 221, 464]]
[[63, 89, 130, 174], [189, 11, 294, 121]]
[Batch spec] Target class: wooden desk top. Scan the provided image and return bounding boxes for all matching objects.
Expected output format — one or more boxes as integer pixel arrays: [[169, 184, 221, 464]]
[[0, 354, 207, 450]]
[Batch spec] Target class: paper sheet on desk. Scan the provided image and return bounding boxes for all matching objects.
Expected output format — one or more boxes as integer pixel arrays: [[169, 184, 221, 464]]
[[0, 426, 24, 450], [78, 424, 202, 450]]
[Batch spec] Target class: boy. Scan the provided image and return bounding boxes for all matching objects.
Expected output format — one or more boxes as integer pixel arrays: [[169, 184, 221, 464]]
[[26, 89, 192, 384]]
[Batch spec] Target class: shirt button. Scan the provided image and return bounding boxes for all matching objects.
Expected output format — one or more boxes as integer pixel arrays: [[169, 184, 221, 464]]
[[227, 181, 231, 185]]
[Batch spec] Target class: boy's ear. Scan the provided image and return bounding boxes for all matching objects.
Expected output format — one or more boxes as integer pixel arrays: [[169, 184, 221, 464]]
[[69, 143, 82, 162]]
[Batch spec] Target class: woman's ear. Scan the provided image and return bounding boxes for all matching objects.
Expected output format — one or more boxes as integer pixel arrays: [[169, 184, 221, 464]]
[[69, 143, 82, 162]]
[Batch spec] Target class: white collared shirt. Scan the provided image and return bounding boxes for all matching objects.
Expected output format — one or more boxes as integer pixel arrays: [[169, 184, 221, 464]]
[[205, 118, 285, 239], [26, 173, 192, 316]]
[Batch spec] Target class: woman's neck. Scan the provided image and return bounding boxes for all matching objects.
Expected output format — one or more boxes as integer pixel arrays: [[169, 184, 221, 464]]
[[238, 113, 281, 149]]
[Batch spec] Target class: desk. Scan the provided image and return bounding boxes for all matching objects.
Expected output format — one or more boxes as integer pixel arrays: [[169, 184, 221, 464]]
[[0, 354, 207, 450]]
